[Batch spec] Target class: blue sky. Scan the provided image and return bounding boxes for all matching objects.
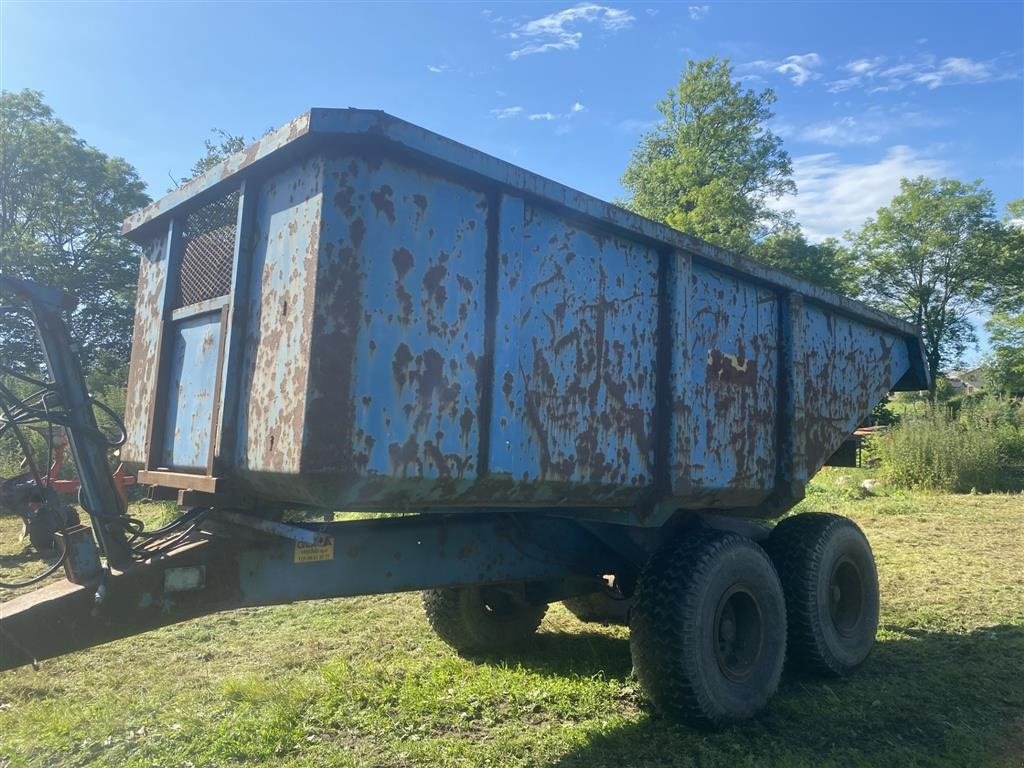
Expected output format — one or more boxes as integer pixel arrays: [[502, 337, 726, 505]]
[[2, 1, 1020, 237], [1, 0, 1022, 360]]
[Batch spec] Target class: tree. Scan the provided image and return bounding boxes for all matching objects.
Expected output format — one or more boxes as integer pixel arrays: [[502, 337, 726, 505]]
[[173, 128, 247, 188], [0, 90, 150, 375], [752, 228, 859, 295], [984, 201, 1024, 396], [850, 176, 1002, 392], [621, 57, 795, 253], [992, 199, 1024, 312], [985, 313, 1024, 396]]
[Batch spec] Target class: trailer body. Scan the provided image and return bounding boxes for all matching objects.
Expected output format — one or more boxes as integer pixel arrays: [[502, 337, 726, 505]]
[[119, 109, 927, 521]]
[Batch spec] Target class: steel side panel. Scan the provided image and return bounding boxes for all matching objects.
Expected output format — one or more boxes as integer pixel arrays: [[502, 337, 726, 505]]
[[800, 303, 911, 477], [300, 155, 489, 487], [235, 159, 323, 476], [490, 202, 659, 498], [159, 312, 223, 471], [122, 232, 169, 467], [672, 264, 779, 500]]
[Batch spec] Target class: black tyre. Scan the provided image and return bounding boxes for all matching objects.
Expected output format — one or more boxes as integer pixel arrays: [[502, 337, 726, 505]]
[[563, 588, 633, 625], [766, 512, 879, 676], [27, 505, 79, 553], [422, 585, 547, 654], [629, 531, 787, 728]]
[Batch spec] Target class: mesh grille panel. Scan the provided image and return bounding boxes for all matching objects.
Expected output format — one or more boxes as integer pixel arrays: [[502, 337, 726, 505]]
[[175, 189, 240, 308]]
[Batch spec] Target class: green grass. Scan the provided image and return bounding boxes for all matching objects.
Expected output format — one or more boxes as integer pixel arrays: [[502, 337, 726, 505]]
[[1, 471, 1023, 767]]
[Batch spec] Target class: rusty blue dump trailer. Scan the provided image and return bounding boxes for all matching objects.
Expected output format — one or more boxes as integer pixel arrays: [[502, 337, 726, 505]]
[[1, 109, 928, 728]]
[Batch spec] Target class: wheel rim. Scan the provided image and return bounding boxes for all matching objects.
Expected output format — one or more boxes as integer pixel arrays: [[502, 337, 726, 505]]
[[478, 586, 517, 616], [713, 585, 764, 682], [829, 556, 865, 636]]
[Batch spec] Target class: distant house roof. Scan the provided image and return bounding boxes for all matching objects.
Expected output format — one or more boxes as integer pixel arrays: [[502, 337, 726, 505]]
[[943, 367, 986, 393]]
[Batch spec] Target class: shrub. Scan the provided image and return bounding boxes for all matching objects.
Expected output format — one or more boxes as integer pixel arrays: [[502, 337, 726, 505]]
[[870, 397, 1023, 492]]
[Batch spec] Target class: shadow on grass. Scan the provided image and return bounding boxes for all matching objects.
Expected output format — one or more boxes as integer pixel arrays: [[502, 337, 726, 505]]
[[473, 630, 634, 679], [535, 624, 1024, 768], [0, 547, 58, 569]]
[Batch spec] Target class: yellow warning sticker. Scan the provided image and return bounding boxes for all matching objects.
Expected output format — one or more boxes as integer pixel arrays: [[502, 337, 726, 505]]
[[294, 539, 334, 563]]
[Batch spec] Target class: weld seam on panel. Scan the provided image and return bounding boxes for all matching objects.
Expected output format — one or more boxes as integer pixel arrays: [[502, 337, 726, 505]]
[[774, 291, 805, 506], [651, 247, 675, 505], [145, 218, 184, 471], [476, 189, 501, 476], [215, 179, 258, 470]]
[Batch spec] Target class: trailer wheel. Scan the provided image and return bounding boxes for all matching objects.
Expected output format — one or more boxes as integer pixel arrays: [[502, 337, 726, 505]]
[[766, 513, 879, 676], [422, 585, 547, 654], [629, 531, 786, 728]]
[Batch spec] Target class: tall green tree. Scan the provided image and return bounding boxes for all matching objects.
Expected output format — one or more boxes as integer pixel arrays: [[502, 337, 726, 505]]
[[984, 200, 1024, 396], [752, 228, 859, 295], [851, 177, 1002, 390], [621, 57, 795, 253], [174, 127, 248, 188], [0, 90, 150, 375], [992, 199, 1024, 312], [985, 313, 1024, 396]]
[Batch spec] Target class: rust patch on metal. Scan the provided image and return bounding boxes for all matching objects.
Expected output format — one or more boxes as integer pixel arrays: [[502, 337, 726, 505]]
[[392, 343, 413, 388], [392, 246, 413, 279], [370, 184, 395, 223], [707, 349, 757, 387], [422, 263, 448, 307]]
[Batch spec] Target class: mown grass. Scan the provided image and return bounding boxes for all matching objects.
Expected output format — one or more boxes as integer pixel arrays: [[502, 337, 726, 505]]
[[1, 471, 1023, 767]]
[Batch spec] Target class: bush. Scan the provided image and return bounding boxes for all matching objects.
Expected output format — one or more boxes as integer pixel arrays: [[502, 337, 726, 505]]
[[870, 397, 1023, 492]]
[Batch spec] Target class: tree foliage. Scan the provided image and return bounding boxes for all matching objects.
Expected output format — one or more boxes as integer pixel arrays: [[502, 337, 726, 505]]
[[984, 201, 1024, 396], [175, 128, 248, 188], [985, 313, 1024, 396], [621, 57, 795, 254], [0, 89, 150, 374], [991, 199, 1024, 314], [752, 228, 859, 295], [851, 176, 1001, 389]]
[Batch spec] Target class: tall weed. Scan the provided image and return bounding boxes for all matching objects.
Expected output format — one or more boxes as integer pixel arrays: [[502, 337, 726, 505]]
[[871, 397, 1023, 492]]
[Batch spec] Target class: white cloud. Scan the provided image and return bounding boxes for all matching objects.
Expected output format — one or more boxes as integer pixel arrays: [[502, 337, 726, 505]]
[[775, 53, 822, 85], [771, 146, 947, 241], [845, 56, 885, 75], [747, 53, 822, 86], [796, 110, 945, 147], [828, 54, 1014, 93], [490, 106, 524, 119], [688, 5, 710, 20], [507, 4, 635, 60], [495, 102, 588, 123], [826, 77, 861, 93], [799, 116, 882, 146], [915, 56, 995, 88], [427, 64, 450, 74]]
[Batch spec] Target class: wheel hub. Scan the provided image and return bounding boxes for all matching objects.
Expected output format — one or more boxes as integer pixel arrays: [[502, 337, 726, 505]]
[[713, 584, 764, 682], [829, 556, 865, 637]]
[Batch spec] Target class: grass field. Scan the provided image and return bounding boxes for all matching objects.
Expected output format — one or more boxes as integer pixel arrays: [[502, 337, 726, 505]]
[[1, 469, 1022, 768]]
